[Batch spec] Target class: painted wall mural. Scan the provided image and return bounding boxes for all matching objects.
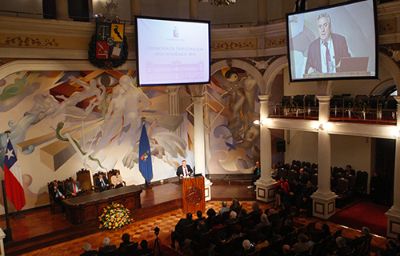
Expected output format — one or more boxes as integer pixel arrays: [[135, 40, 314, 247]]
[[207, 67, 260, 175], [0, 66, 260, 212]]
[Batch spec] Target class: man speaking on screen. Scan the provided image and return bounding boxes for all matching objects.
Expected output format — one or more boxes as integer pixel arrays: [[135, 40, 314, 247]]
[[304, 13, 350, 76]]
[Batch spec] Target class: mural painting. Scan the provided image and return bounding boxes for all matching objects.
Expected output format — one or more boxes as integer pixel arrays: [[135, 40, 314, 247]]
[[0, 66, 261, 212]]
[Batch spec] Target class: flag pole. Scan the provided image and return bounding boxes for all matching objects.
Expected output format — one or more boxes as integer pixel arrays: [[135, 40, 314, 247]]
[[2, 132, 13, 242], [1, 180, 12, 243]]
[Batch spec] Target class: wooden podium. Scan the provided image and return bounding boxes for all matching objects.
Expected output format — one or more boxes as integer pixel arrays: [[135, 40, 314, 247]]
[[182, 176, 205, 214]]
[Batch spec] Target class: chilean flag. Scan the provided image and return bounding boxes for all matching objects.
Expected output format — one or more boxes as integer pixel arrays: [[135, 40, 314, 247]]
[[3, 139, 25, 211]]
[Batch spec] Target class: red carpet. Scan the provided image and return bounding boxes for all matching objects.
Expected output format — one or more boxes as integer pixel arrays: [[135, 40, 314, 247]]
[[330, 201, 388, 236]]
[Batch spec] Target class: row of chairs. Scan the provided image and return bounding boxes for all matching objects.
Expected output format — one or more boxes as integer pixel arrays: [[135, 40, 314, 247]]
[[273, 94, 398, 121]]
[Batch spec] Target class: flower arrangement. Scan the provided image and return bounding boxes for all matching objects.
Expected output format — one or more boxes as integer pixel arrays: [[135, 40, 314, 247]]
[[99, 202, 132, 230]]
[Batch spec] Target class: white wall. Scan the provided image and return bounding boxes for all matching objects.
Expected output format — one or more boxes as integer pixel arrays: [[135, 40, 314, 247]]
[[1, 0, 43, 18], [285, 131, 372, 190], [331, 134, 371, 173], [285, 131, 372, 171], [140, 0, 190, 19], [285, 130, 318, 163], [92, 0, 132, 21]]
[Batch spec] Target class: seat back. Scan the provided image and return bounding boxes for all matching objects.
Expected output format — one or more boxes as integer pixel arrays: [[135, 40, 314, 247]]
[[77, 169, 92, 192]]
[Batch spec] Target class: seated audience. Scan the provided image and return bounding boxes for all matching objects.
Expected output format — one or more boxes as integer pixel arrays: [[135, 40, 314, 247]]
[[219, 201, 230, 215], [336, 236, 353, 256], [81, 242, 98, 256], [98, 237, 117, 256], [352, 226, 372, 256], [95, 173, 110, 192], [171, 212, 194, 249], [194, 210, 205, 226], [137, 240, 152, 256], [66, 178, 81, 197], [110, 170, 125, 189], [118, 233, 138, 256], [230, 198, 242, 214]]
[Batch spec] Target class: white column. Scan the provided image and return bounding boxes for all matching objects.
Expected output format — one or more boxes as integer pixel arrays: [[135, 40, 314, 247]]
[[192, 95, 212, 201], [130, 0, 141, 22], [56, 0, 70, 20], [168, 86, 181, 136], [311, 95, 337, 219], [168, 87, 179, 115], [255, 95, 277, 203], [386, 96, 400, 238], [189, 0, 199, 19], [257, 0, 268, 25], [0, 228, 5, 256]]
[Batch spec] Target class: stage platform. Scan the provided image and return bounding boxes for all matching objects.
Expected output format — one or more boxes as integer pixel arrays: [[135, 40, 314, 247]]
[[3, 181, 255, 255]]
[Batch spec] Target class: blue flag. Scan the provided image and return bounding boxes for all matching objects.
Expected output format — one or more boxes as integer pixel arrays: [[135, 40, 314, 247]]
[[138, 123, 153, 183]]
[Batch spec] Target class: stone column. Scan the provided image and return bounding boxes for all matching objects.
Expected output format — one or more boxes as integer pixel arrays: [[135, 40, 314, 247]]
[[168, 87, 180, 116], [189, 0, 199, 19], [130, 0, 141, 22], [257, 0, 268, 25], [190, 85, 212, 201], [255, 95, 277, 203], [56, 0, 70, 20], [168, 86, 182, 136], [386, 96, 400, 238], [311, 95, 337, 219]]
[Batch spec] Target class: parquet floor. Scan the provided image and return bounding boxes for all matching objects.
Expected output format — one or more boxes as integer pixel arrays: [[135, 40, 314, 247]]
[[23, 201, 387, 256]]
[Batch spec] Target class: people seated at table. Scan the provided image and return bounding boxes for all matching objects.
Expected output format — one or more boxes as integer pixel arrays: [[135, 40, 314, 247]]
[[95, 173, 110, 192], [98, 237, 117, 256], [66, 178, 81, 197], [110, 170, 125, 189], [80, 242, 98, 256], [51, 180, 65, 211]]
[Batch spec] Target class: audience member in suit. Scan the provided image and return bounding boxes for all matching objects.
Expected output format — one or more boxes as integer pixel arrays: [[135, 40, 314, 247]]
[[51, 180, 65, 211], [230, 198, 242, 214], [137, 240, 152, 256], [95, 173, 110, 192], [176, 159, 193, 178], [66, 178, 81, 197], [81, 242, 98, 256], [118, 233, 138, 256], [219, 201, 230, 215], [252, 160, 261, 184], [98, 237, 117, 256], [171, 212, 194, 249], [194, 210, 206, 227]]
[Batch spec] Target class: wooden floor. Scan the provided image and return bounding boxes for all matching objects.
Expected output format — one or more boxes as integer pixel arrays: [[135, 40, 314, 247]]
[[0, 181, 389, 255], [3, 181, 256, 255]]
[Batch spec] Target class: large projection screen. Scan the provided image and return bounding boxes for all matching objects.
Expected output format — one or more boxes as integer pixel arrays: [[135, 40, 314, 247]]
[[136, 16, 211, 86], [287, 0, 377, 82]]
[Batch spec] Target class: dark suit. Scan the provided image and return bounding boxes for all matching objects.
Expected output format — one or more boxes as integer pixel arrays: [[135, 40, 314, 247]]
[[305, 33, 350, 75], [66, 181, 81, 196], [98, 245, 117, 256], [176, 164, 193, 177], [95, 177, 109, 192], [80, 250, 98, 256]]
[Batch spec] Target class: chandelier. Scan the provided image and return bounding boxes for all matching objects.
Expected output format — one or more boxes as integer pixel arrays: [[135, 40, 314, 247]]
[[200, 0, 237, 6]]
